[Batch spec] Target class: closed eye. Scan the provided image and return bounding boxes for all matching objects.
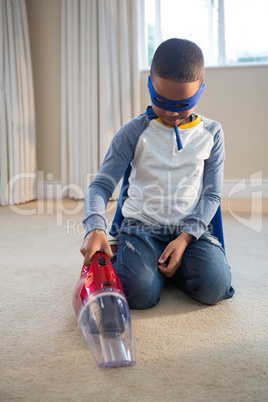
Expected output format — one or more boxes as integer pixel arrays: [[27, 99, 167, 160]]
[[175, 102, 189, 108], [154, 97, 167, 106]]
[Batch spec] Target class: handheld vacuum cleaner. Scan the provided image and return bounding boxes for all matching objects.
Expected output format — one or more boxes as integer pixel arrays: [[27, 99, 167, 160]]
[[73, 251, 136, 368]]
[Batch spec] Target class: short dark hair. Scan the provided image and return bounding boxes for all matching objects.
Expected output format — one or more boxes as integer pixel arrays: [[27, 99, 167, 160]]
[[150, 38, 204, 83]]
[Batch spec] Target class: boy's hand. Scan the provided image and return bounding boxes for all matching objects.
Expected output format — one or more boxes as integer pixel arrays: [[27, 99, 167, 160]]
[[80, 229, 113, 267], [158, 232, 194, 277]]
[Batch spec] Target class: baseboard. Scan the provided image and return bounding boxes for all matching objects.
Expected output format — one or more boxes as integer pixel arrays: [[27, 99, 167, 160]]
[[222, 179, 268, 199], [38, 179, 268, 200]]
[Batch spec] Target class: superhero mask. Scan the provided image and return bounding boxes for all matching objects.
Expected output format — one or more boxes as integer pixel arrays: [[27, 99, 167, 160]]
[[148, 75, 205, 112]]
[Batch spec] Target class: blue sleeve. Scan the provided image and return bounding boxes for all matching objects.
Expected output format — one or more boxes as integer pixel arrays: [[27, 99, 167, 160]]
[[83, 115, 147, 235], [181, 124, 225, 239]]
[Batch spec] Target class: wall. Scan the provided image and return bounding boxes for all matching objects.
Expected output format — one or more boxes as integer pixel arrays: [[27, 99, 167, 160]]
[[26, 0, 268, 190]]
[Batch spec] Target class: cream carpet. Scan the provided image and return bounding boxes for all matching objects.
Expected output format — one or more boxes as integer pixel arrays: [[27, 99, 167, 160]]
[[0, 199, 267, 402]]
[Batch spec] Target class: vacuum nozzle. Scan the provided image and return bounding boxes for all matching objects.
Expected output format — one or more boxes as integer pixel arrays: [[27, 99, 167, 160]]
[[73, 252, 136, 368]]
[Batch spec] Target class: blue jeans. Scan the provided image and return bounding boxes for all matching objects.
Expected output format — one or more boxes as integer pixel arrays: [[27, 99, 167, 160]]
[[113, 219, 234, 309]]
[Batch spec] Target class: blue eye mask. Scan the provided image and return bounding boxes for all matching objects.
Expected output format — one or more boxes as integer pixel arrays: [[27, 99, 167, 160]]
[[148, 75, 205, 112]]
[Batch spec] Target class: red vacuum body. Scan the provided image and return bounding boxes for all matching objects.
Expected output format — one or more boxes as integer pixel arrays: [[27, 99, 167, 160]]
[[73, 252, 136, 368]]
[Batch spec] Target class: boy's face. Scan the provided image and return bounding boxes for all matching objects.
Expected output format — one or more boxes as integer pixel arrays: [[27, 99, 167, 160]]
[[150, 76, 201, 127]]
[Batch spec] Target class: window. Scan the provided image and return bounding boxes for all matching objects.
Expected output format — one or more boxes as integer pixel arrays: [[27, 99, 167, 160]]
[[143, 0, 268, 68]]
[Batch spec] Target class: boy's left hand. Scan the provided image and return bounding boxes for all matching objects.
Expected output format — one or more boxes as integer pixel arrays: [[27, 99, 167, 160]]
[[158, 232, 194, 277]]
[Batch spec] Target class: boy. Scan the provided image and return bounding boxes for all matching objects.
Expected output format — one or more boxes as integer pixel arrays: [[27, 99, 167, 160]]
[[80, 38, 235, 309]]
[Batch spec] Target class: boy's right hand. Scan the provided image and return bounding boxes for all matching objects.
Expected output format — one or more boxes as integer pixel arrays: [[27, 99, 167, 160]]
[[80, 229, 113, 267]]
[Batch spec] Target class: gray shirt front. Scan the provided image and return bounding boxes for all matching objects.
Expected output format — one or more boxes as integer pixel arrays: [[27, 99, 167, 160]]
[[83, 107, 225, 240]]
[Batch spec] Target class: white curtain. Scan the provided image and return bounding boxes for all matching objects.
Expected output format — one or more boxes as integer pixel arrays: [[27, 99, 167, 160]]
[[0, 0, 37, 206], [61, 0, 141, 199]]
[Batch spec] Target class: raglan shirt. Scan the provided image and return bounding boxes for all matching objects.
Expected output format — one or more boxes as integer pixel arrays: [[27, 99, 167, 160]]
[[83, 107, 225, 240]]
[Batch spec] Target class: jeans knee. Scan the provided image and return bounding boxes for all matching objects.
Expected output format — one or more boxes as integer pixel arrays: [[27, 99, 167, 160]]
[[127, 294, 160, 310], [189, 275, 234, 305], [114, 253, 164, 309], [178, 261, 234, 305], [124, 282, 161, 310]]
